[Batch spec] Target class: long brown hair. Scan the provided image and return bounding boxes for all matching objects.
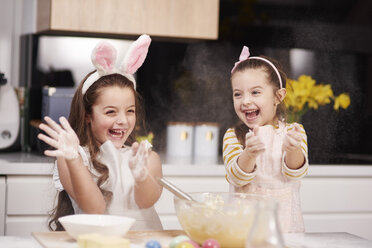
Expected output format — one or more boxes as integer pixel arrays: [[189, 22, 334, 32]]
[[49, 72, 145, 230], [231, 56, 287, 147]]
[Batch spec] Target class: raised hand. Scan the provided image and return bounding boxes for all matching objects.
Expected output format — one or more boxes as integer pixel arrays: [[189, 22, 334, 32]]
[[37, 116, 80, 160], [128, 141, 151, 182], [244, 125, 266, 158], [283, 123, 303, 153]]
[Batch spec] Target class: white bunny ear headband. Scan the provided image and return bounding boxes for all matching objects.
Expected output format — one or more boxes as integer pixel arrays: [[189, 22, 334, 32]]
[[82, 34, 152, 95]]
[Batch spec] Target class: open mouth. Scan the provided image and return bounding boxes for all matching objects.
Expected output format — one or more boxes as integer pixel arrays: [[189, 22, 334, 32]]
[[244, 109, 259, 121], [108, 129, 125, 138]]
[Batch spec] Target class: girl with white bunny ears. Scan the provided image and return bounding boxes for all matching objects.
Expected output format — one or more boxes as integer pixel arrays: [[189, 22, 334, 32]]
[[38, 34, 163, 231]]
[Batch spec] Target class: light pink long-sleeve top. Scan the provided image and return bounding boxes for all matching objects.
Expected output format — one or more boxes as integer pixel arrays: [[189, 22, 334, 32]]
[[222, 122, 309, 233]]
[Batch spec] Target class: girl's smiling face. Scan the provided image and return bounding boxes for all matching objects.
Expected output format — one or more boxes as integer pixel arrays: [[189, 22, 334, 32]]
[[232, 68, 284, 128], [87, 86, 136, 149]]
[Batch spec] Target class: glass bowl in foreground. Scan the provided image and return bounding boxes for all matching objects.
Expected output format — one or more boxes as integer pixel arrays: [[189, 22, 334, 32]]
[[174, 192, 261, 248]]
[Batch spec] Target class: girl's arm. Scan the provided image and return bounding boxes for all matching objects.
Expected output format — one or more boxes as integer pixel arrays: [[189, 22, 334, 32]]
[[237, 126, 265, 173], [133, 151, 163, 208], [38, 116, 106, 213], [57, 156, 106, 213], [223, 128, 260, 187], [284, 148, 305, 169], [282, 123, 309, 178]]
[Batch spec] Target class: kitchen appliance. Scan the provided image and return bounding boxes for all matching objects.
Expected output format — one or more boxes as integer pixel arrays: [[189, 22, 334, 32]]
[[0, 72, 20, 150], [42, 86, 75, 122]]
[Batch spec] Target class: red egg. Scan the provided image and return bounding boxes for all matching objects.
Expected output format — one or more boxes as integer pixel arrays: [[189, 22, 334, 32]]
[[202, 239, 220, 248]]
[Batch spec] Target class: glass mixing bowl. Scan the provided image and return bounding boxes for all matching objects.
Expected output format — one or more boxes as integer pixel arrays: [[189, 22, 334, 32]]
[[174, 192, 262, 248]]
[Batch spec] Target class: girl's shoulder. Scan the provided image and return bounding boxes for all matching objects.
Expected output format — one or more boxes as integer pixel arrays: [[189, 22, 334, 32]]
[[223, 128, 237, 138], [224, 127, 236, 135], [223, 128, 239, 143]]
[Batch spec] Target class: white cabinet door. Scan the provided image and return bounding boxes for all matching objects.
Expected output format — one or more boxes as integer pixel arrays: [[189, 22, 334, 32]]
[[6, 216, 50, 236], [301, 178, 372, 212], [6, 176, 56, 215], [304, 213, 372, 241], [0, 176, 6, 235], [6, 175, 56, 236], [301, 177, 372, 240]]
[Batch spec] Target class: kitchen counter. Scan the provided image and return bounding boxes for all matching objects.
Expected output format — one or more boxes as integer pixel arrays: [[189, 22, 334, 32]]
[[1, 152, 372, 177], [1, 152, 372, 240], [0, 231, 372, 248]]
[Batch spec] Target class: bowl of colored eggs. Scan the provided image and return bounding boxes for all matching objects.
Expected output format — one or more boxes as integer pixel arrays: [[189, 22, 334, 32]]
[[174, 192, 261, 248]]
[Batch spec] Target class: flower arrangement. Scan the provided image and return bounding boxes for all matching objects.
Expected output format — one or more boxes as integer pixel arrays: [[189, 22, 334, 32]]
[[284, 75, 351, 123]]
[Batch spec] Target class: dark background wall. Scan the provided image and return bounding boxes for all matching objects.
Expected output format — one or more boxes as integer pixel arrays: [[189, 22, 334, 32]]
[[136, 0, 372, 164]]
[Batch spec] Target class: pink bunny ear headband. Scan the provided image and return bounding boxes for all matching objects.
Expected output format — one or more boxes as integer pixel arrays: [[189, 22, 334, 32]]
[[82, 34, 152, 95], [231, 46, 283, 89]]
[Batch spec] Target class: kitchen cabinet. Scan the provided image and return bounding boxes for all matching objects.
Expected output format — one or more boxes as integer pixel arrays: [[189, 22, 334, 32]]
[[301, 177, 372, 240], [5, 175, 57, 236], [36, 0, 220, 40], [0, 176, 5, 235], [1, 156, 372, 240], [1, 170, 228, 236]]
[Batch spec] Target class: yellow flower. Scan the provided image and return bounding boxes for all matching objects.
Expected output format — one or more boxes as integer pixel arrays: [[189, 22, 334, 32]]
[[309, 84, 334, 109], [334, 93, 351, 111], [284, 75, 350, 122], [136, 132, 154, 144], [284, 77, 314, 112]]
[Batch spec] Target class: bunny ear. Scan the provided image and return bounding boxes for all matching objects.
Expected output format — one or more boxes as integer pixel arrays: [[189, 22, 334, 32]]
[[91, 41, 117, 75], [120, 34, 151, 74]]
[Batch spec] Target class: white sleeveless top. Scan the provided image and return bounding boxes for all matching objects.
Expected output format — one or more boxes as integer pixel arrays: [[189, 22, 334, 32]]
[[53, 141, 163, 230]]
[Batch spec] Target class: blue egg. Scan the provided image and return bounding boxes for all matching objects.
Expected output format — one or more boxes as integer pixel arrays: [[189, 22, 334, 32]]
[[169, 235, 190, 248], [146, 239, 162, 248]]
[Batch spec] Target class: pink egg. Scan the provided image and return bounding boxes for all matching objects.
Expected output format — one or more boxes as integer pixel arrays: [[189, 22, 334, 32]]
[[202, 239, 220, 248]]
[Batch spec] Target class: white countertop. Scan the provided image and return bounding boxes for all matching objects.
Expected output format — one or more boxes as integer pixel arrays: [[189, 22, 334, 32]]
[[1, 152, 372, 177], [0, 232, 372, 248]]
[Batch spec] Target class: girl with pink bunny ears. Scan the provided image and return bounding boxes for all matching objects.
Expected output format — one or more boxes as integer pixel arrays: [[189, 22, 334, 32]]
[[38, 34, 164, 231], [223, 46, 309, 233]]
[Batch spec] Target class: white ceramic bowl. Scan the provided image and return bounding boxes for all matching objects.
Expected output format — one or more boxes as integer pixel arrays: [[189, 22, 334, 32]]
[[59, 214, 135, 239]]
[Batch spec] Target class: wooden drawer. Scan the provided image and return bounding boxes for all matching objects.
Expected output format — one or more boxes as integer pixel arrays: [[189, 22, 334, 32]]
[[6, 176, 57, 215], [37, 0, 219, 40]]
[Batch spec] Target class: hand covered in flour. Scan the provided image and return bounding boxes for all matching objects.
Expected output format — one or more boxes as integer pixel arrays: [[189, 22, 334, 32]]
[[283, 123, 303, 153], [244, 125, 265, 158], [37, 116, 80, 160], [128, 141, 152, 182]]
